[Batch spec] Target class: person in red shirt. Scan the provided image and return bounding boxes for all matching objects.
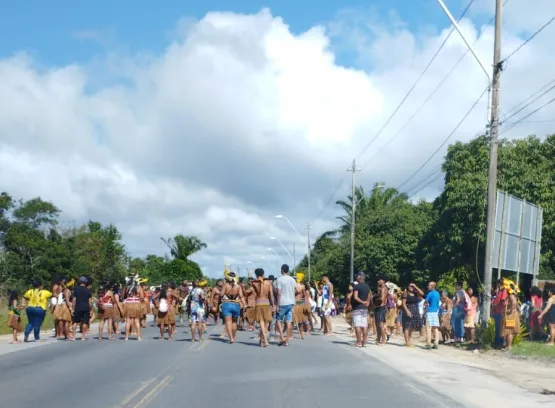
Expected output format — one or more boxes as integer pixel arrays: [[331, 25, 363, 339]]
[[491, 279, 508, 347]]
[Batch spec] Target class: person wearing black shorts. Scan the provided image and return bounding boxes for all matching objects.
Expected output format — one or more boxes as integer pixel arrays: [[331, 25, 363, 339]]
[[72, 276, 92, 340]]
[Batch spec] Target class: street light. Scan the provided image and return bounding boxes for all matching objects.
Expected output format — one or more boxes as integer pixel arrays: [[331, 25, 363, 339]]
[[269, 236, 294, 263], [435, 0, 501, 331], [274, 214, 311, 280], [268, 247, 282, 259], [275, 215, 304, 241]]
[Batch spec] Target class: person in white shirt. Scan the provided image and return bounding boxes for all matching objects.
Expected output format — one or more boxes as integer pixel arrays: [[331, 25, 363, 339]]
[[275, 264, 297, 346]]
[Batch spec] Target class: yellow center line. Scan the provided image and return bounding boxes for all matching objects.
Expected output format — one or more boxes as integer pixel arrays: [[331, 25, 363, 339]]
[[133, 375, 173, 408], [116, 377, 157, 407], [196, 340, 210, 352]]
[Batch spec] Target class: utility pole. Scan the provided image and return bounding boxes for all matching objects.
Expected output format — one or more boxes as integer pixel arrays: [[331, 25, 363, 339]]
[[305, 223, 312, 282], [483, 0, 503, 328], [293, 243, 296, 271], [348, 159, 360, 283]]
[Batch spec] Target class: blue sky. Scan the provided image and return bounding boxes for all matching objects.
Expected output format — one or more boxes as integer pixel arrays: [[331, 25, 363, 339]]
[[0, 0, 474, 66]]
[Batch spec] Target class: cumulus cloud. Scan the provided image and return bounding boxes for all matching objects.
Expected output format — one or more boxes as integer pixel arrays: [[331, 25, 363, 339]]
[[1, 3, 554, 276]]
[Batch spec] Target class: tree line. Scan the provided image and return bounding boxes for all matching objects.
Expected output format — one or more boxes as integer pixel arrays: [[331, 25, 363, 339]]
[[297, 133, 555, 293], [0, 193, 207, 291]]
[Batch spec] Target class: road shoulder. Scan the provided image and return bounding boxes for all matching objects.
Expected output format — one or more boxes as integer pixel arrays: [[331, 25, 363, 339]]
[[331, 318, 554, 408]]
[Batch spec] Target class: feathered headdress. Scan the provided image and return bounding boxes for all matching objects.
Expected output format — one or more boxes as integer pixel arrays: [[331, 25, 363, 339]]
[[66, 278, 75, 289], [224, 264, 237, 283], [503, 278, 520, 295], [198, 279, 208, 288], [296, 272, 305, 283], [385, 281, 400, 295]]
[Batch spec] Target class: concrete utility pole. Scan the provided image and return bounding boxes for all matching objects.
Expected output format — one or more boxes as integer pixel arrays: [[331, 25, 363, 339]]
[[305, 223, 312, 282], [482, 0, 503, 328], [348, 159, 360, 283], [293, 243, 296, 271]]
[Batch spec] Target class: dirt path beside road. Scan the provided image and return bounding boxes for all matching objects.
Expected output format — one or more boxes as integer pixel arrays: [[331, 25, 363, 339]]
[[330, 317, 554, 407]]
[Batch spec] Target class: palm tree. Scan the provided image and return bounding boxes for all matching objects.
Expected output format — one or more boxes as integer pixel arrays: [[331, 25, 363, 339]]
[[324, 183, 408, 237], [161, 235, 207, 261]]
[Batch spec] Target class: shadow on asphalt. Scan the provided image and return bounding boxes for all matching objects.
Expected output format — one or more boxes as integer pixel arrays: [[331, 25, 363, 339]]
[[237, 341, 263, 347]]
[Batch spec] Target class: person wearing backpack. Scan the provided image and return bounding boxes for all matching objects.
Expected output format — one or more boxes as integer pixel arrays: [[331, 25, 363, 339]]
[[463, 287, 478, 343], [452, 282, 467, 346]]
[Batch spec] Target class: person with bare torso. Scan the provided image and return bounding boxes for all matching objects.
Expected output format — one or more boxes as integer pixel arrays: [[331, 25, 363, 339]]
[[178, 280, 189, 327], [251, 268, 275, 347], [168, 283, 178, 335], [293, 280, 307, 340], [244, 279, 256, 331], [374, 277, 388, 345], [220, 272, 245, 344], [210, 280, 224, 326]]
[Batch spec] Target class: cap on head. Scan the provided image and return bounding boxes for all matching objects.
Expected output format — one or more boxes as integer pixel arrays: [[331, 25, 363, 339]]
[[79, 276, 88, 284], [356, 271, 366, 279], [268, 275, 275, 281]]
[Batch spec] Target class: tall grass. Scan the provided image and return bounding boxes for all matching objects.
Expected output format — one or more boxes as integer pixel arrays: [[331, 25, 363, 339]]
[[0, 296, 55, 335]]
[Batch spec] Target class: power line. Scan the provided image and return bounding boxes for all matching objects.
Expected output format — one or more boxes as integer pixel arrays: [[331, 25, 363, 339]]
[[409, 171, 445, 199], [405, 165, 442, 195], [313, 172, 349, 220], [360, 0, 503, 171], [501, 81, 555, 124], [502, 78, 555, 119], [355, 0, 477, 163], [500, 96, 555, 136], [397, 86, 489, 191], [502, 16, 555, 63]]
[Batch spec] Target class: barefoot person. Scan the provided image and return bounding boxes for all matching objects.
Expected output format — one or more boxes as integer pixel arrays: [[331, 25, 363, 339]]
[[221, 272, 245, 344], [190, 281, 206, 342], [98, 284, 117, 340], [210, 280, 224, 326], [374, 277, 388, 345], [53, 278, 73, 340], [251, 268, 275, 347], [320, 275, 335, 335], [123, 286, 143, 341], [244, 279, 256, 331], [275, 264, 296, 346]]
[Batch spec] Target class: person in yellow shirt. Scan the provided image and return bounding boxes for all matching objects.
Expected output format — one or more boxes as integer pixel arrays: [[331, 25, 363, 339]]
[[22, 280, 53, 342]]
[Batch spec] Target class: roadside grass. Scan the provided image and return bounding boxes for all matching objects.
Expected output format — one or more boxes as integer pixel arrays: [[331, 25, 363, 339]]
[[0, 298, 55, 335], [510, 341, 555, 360]]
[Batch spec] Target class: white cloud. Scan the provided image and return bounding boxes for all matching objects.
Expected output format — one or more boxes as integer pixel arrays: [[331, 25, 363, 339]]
[[1, 4, 554, 276]]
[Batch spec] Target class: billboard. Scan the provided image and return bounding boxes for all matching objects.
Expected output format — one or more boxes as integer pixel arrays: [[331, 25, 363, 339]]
[[492, 191, 543, 278]]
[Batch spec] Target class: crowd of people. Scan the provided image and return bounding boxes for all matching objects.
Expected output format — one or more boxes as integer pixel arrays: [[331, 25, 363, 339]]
[[342, 274, 555, 350], [7, 269, 554, 351], [5, 264, 343, 347]]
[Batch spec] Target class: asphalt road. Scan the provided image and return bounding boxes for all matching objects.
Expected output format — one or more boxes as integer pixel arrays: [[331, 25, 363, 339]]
[[0, 323, 462, 408]]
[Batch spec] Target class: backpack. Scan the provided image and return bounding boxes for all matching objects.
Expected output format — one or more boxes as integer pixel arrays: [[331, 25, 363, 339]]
[[159, 298, 168, 313], [463, 291, 472, 311], [386, 294, 396, 309]]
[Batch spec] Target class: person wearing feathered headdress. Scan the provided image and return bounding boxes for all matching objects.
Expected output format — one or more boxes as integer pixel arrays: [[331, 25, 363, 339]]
[[384, 281, 400, 337], [220, 271, 245, 343], [500, 278, 521, 351], [492, 278, 509, 347], [293, 272, 311, 337]]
